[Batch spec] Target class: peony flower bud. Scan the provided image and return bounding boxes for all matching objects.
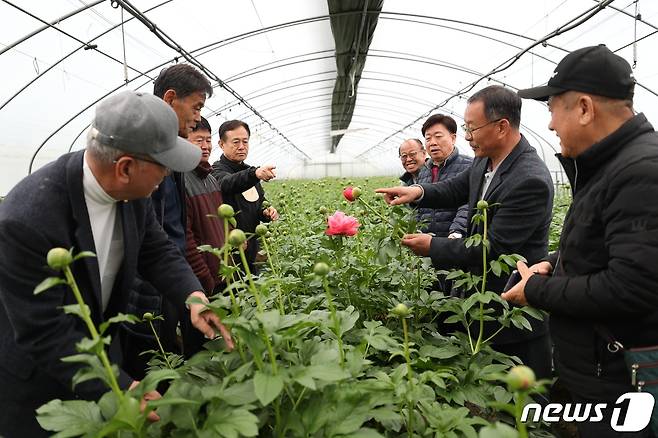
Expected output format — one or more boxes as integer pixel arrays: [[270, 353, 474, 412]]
[[47, 247, 73, 271]]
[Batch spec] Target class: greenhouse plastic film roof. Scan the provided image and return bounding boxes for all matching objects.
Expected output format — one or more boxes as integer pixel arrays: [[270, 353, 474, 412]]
[[1, 0, 658, 194]]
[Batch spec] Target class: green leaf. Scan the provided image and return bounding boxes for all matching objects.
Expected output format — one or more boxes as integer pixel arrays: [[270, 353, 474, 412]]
[[490, 260, 502, 277], [72, 251, 96, 261], [147, 397, 201, 408], [521, 306, 545, 321], [339, 428, 385, 438], [135, 369, 180, 396], [306, 363, 350, 382], [257, 309, 281, 333], [36, 399, 102, 437], [445, 270, 465, 280], [210, 408, 259, 437], [443, 314, 462, 324], [253, 371, 284, 406], [113, 395, 141, 430], [419, 345, 461, 359], [60, 304, 90, 320], [221, 380, 260, 406], [292, 367, 317, 390], [34, 277, 66, 295], [478, 422, 519, 438], [99, 313, 140, 334]]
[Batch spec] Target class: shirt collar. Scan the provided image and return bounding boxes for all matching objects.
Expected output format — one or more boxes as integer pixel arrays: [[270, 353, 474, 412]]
[[83, 151, 118, 205]]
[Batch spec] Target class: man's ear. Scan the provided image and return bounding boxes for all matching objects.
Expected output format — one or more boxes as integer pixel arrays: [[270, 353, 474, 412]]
[[114, 156, 133, 183], [577, 95, 595, 126], [162, 89, 177, 106]]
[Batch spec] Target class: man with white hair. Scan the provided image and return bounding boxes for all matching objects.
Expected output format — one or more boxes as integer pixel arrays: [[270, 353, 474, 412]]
[[0, 91, 232, 437]]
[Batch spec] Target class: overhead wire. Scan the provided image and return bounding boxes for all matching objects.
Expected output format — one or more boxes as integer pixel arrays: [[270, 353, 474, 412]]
[[356, 0, 617, 158], [111, 0, 311, 161]]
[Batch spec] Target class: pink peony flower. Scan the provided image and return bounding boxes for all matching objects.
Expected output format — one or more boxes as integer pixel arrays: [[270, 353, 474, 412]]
[[326, 211, 360, 236]]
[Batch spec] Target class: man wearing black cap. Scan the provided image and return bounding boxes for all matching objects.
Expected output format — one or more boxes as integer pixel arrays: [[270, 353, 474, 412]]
[[0, 91, 233, 437], [504, 45, 658, 437]]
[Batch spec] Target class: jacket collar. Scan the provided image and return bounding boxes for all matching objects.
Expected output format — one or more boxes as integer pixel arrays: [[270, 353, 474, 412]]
[[556, 113, 653, 192], [481, 134, 533, 199], [194, 161, 212, 179], [220, 153, 250, 171], [424, 147, 459, 170]]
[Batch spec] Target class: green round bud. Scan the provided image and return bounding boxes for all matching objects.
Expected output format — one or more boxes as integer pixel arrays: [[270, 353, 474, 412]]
[[477, 200, 489, 210], [47, 247, 73, 271], [228, 229, 247, 247], [218, 204, 235, 218], [255, 224, 268, 237], [507, 365, 536, 391], [142, 312, 154, 321], [319, 206, 328, 214], [262, 200, 271, 209], [352, 187, 362, 199], [313, 262, 330, 276], [392, 303, 410, 317]]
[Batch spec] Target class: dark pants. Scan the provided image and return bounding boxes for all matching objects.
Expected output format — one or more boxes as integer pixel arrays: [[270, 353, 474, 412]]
[[493, 333, 553, 381], [0, 366, 54, 438]]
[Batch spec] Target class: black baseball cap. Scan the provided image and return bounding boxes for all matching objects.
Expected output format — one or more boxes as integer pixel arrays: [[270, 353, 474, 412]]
[[518, 44, 635, 101]]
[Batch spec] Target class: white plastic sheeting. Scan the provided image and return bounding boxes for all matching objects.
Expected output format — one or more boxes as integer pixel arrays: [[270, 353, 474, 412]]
[[2, 0, 658, 193]]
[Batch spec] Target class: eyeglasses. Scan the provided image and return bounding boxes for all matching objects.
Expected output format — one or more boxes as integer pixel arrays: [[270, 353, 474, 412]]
[[114, 154, 172, 175], [461, 118, 503, 137], [399, 150, 423, 161]]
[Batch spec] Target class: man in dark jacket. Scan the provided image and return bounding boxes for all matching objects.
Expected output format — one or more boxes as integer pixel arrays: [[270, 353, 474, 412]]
[[184, 116, 225, 295], [123, 64, 214, 378], [0, 91, 231, 437], [416, 114, 472, 238], [211, 120, 279, 272], [377, 85, 554, 380], [505, 45, 658, 437]]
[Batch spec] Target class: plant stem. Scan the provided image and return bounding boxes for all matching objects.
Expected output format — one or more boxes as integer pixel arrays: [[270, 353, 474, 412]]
[[473, 207, 489, 354], [238, 246, 278, 375], [261, 236, 285, 315], [223, 218, 240, 315], [63, 266, 123, 399], [515, 392, 529, 438], [322, 278, 345, 367], [401, 316, 414, 437], [147, 320, 173, 370]]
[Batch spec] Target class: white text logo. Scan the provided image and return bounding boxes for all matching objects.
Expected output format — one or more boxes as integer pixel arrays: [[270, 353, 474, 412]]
[[521, 392, 654, 432]]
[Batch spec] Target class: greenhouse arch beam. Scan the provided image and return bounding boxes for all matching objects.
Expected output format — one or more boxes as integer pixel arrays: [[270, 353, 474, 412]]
[[357, 0, 617, 158], [112, 0, 311, 161], [0, 0, 173, 112], [0, 0, 104, 57]]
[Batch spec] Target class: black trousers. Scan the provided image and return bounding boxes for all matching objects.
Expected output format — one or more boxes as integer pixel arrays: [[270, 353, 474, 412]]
[[493, 333, 553, 382]]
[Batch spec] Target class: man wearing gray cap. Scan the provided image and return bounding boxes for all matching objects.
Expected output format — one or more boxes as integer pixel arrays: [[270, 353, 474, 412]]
[[504, 45, 658, 437], [0, 91, 233, 437]]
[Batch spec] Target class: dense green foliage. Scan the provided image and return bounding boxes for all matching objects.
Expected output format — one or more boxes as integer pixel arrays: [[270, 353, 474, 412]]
[[35, 176, 570, 438]]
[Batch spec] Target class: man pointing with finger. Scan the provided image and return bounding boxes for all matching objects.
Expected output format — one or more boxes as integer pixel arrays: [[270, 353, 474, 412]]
[[212, 119, 279, 272], [376, 85, 554, 380]]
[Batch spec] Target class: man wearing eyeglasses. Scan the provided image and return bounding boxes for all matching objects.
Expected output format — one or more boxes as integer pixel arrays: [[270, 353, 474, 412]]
[[399, 138, 427, 186], [0, 91, 233, 437], [377, 85, 554, 380]]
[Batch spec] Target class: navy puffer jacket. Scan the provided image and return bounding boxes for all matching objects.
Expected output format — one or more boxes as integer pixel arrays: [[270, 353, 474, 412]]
[[415, 149, 472, 236]]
